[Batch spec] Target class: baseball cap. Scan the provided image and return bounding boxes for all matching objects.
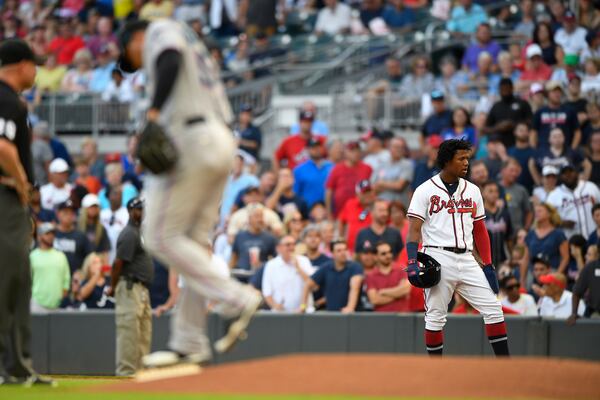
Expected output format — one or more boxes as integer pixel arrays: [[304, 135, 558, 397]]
[[526, 44, 543, 59], [49, 158, 69, 174], [560, 164, 576, 174], [499, 77, 513, 87], [117, 20, 149, 73], [307, 137, 322, 147], [545, 80, 564, 92], [532, 253, 551, 267], [568, 72, 581, 83], [81, 194, 100, 209], [37, 222, 56, 236], [361, 129, 385, 142], [427, 135, 443, 148], [357, 241, 376, 254], [299, 110, 315, 121], [530, 82, 544, 95], [345, 140, 361, 150], [240, 103, 253, 113], [430, 90, 445, 101], [127, 197, 144, 210], [104, 153, 121, 163], [0, 39, 41, 67], [57, 199, 76, 211], [539, 273, 567, 289], [355, 179, 373, 194], [564, 54, 579, 67], [542, 165, 559, 176], [563, 10, 576, 22]]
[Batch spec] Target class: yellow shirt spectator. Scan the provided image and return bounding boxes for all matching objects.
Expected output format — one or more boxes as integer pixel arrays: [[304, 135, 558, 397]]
[[36, 65, 67, 93], [139, 0, 174, 21]]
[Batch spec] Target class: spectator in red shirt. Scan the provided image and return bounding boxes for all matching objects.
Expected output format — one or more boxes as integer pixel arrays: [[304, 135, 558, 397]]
[[337, 180, 375, 252], [274, 111, 325, 170], [519, 44, 553, 93], [365, 242, 411, 312], [48, 18, 86, 65], [325, 141, 372, 218]]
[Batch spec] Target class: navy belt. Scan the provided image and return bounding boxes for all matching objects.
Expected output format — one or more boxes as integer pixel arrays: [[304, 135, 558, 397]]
[[425, 246, 468, 254]]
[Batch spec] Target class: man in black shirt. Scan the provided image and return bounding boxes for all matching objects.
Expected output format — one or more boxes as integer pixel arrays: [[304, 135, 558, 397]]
[[0, 39, 52, 385], [568, 260, 600, 324], [109, 197, 154, 376], [484, 78, 533, 148], [355, 199, 403, 258], [54, 200, 93, 274]]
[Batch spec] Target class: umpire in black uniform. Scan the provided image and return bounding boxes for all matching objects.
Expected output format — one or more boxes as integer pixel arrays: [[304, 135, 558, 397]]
[[0, 39, 52, 386]]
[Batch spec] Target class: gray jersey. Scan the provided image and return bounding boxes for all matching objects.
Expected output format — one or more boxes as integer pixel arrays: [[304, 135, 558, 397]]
[[143, 19, 233, 129]]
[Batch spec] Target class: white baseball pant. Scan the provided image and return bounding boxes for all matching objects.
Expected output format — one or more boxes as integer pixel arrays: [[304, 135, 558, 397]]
[[422, 247, 504, 331], [143, 120, 253, 356]]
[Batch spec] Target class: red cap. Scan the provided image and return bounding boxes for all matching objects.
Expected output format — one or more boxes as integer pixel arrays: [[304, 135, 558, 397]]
[[539, 273, 567, 289], [345, 140, 360, 150], [427, 135, 443, 148], [104, 152, 121, 163]]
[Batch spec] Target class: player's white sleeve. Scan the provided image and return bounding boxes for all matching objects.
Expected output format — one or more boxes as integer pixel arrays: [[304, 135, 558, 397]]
[[145, 20, 186, 70], [407, 185, 428, 222], [545, 189, 561, 210], [473, 185, 486, 221]]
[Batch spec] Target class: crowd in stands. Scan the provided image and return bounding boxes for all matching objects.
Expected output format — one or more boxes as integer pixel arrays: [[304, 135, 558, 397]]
[[13, 0, 600, 322]]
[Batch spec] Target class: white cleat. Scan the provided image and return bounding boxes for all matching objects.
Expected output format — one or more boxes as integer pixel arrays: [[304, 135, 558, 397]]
[[214, 291, 262, 354]]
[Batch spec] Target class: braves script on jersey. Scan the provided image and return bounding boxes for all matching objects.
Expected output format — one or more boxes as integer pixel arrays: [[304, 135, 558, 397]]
[[407, 174, 485, 250]]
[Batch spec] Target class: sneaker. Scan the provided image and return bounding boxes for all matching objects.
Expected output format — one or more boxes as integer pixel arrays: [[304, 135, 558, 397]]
[[214, 290, 262, 354], [142, 351, 210, 369]]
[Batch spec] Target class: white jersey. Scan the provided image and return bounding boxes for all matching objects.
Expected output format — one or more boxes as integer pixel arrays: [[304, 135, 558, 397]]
[[407, 174, 485, 251], [546, 180, 600, 239], [143, 19, 233, 129]]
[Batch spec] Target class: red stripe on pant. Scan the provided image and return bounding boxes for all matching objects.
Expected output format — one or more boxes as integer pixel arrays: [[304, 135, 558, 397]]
[[485, 321, 507, 338], [425, 329, 443, 347]]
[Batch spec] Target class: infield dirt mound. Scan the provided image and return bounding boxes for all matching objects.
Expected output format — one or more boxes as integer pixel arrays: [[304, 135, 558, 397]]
[[101, 354, 600, 399]]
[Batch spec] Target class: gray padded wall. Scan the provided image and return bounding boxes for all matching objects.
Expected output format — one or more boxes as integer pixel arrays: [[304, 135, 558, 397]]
[[29, 312, 600, 376]]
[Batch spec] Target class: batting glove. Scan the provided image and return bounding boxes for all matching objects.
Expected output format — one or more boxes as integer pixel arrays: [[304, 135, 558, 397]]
[[483, 264, 499, 294]]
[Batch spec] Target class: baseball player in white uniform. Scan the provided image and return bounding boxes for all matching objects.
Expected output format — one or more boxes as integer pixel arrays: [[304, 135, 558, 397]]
[[117, 19, 262, 369], [406, 139, 509, 356], [546, 165, 600, 239]]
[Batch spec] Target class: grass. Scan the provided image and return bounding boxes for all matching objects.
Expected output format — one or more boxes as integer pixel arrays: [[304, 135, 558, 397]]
[[0, 378, 551, 400]]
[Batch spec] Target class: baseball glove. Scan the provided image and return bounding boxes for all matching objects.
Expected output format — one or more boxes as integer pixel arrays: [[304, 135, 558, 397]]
[[136, 121, 178, 175]]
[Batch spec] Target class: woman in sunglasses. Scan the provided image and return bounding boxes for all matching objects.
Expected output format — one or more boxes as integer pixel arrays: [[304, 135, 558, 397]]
[[499, 275, 538, 316]]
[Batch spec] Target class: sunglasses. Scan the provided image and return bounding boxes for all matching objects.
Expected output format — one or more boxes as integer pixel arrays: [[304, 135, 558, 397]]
[[505, 284, 520, 290]]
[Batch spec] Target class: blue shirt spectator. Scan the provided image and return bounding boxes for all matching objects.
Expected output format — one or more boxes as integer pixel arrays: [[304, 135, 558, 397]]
[[290, 120, 329, 136], [446, 1, 488, 35], [50, 138, 73, 167], [310, 260, 363, 311], [98, 183, 138, 210], [221, 155, 260, 223], [525, 228, 568, 271], [90, 60, 116, 93], [381, 1, 415, 30], [293, 151, 333, 209]]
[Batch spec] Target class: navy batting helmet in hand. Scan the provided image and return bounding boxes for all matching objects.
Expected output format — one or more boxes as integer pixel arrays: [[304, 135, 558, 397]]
[[406, 252, 441, 288]]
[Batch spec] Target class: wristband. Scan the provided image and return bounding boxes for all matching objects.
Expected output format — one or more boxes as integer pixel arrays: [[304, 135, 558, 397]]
[[407, 242, 418, 263], [300, 303, 307, 311]]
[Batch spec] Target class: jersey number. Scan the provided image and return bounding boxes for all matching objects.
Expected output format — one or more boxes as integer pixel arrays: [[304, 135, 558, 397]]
[[0, 118, 17, 141]]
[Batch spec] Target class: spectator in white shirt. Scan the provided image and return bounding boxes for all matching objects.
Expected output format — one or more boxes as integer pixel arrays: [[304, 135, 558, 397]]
[[102, 69, 135, 103], [314, 0, 352, 36], [99, 185, 129, 264], [262, 235, 316, 312], [500, 275, 538, 316], [40, 158, 72, 211], [538, 272, 585, 318], [554, 10, 589, 57]]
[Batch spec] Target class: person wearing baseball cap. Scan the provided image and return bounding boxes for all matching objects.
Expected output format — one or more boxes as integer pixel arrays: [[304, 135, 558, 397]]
[[39, 158, 73, 211], [79, 194, 111, 260], [362, 129, 391, 172], [289, 101, 329, 137], [336, 179, 375, 252], [54, 199, 94, 274], [421, 90, 452, 148], [532, 165, 559, 203], [293, 137, 333, 209], [109, 196, 154, 376], [411, 135, 442, 190], [520, 43, 552, 84], [555, 10, 589, 57], [325, 140, 372, 219], [531, 77, 581, 150], [538, 272, 585, 318], [235, 104, 262, 161], [274, 110, 326, 171]]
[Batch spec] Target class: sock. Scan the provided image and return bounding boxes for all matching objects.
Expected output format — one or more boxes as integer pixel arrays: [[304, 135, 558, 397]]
[[486, 322, 510, 356], [425, 329, 444, 356]]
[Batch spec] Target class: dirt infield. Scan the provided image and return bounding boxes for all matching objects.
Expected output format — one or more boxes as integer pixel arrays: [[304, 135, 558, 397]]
[[101, 354, 600, 399]]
